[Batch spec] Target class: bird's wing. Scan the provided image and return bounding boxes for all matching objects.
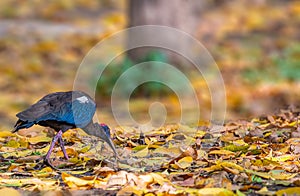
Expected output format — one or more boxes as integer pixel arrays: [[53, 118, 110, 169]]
[[16, 91, 96, 128], [16, 92, 66, 122], [16, 100, 52, 122]]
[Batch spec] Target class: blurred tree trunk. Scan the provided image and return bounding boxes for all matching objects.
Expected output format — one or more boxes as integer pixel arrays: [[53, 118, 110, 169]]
[[127, 0, 207, 64]]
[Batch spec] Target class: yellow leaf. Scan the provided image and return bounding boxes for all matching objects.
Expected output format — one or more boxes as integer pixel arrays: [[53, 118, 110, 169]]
[[195, 130, 207, 137], [133, 146, 149, 157], [144, 192, 156, 196], [0, 188, 21, 196], [27, 135, 51, 144], [2, 149, 32, 158], [57, 148, 78, 158], [232, 139, 248, 146], [265, 155, 293, 162], [117, 185, 144, 196], [203, 164, 222, 172], [220, 161, 244, 171], [118, 163, 135, 170], [203, 161, 244, 173], [32, 41, 58, 52], [175, 156, 193, 169], [256, 187, 275, 195], [2, 145, 50, 158], [264, 132, 272, 137], [5, 140, 20, 148], [77, 144, 91, 153], [68, 168, 92, 175], [153, 146, 181, 157], [197, 188, 235, 196], [246, 169, 295, 180], [0, 131, 14, 138], [148, 144, 161, 149], [222, 144, 249, 152], [0, 178, 59, 190], [269, 170, 297, 180], [288, 121, 297, 127], [61, 172, 95, 188], [18, 138, 28, 148], [132, 145, 147, 151], [149, 173, 170, 185], [245, 169, 272, 179], [276, 187, 300, 196], [166, 134, 174, 142], [209, 150, 235, 155], [68, 156, 90, 164], [144, 137, 152, 145], [218, 161, 245, 172], [33, 167, 54, 178]]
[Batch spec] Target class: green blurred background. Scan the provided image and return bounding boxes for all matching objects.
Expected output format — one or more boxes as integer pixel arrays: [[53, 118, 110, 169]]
[[0, 0, 299, 130]]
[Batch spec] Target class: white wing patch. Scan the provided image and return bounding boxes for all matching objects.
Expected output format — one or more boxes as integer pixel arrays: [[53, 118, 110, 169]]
[[76, 96, 89, 103]]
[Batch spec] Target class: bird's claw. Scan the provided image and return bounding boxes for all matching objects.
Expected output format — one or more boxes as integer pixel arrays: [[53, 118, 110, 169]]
[[43, 157, 57, 170]]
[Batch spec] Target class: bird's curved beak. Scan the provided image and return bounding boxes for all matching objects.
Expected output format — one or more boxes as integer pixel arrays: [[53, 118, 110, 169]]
[[97, 126, 119, 159], [83, 123, 119, 159]]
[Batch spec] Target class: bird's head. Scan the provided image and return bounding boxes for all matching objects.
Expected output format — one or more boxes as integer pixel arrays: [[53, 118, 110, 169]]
[[99, 123, 111, 138]]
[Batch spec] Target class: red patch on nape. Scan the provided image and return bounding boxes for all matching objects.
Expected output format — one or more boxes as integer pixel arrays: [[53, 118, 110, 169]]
[[99, 123, 107, 126]]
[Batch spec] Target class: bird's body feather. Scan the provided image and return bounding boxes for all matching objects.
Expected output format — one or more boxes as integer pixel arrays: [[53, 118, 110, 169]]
[[14, 91, 96, 132], [12, 90, 118, 167]]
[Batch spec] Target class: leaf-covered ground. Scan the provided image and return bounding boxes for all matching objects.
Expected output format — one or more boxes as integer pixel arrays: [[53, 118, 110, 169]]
[[1, 108, 300, 195], [0, 1, 300, 131]]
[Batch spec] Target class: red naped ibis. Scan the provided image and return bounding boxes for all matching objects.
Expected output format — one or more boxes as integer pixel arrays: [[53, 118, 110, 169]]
[[12, 91, 118, 167]]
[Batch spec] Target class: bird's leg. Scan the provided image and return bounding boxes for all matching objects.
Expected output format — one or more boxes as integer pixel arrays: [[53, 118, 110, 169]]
[[44, 130, 63, 162], [58, 132, 69, 160]]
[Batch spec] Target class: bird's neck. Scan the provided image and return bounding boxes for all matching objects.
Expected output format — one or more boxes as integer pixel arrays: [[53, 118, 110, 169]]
[[82, 122, 97, 136]]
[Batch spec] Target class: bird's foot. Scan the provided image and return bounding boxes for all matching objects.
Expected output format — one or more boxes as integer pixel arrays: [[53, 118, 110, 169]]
[[33, 156, 65, 170], [41, 157, 57, 170], [32, 157, 56, 170], [44, 159, 55, 169]]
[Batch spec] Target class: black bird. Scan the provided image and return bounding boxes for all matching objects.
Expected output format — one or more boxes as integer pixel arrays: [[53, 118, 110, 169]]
[[13, 91, 118, 167]]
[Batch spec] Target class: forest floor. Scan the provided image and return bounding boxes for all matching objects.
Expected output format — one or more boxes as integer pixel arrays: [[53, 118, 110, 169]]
[[0, 107, 300, 195]]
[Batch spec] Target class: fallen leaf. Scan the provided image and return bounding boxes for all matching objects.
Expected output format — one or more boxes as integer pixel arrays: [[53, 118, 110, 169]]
[[255, 186, 275, 195], [0, 187, 21, 196], [276, 187, 300, 196], [209, 149, 235, 155], [0, 178, 59, 191], [153, 146, 181, 157], [61, 172, 95, 189], [117, 185, 144, 196], [33, 167, 54, 178], [27, 135, 51, 144], [133, 146, 149, 157], [0, 131, 15, 138], [174, 156, 193, 169], [197, 188, 235, 195]]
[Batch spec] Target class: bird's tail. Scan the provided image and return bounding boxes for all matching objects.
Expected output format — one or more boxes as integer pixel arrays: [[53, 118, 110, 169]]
[[12, 121, 22, 133], [12, 120, 33, 133]]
